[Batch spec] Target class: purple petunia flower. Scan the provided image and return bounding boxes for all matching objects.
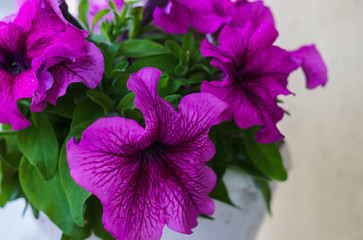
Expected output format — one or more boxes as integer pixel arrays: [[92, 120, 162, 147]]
[[216, 0, 327, 90], [0, 1, 103, 129], [153, 0, 226, 34], [201, 22, 299, 143], [67, 67, 228, 240]]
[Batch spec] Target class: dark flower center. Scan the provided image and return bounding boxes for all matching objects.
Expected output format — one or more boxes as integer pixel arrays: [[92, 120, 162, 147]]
[[4, 57, 29, 75], [235, 68, 247, 83], [139, 142, 168, 162], [0, 25, 31, 75], [0, 52, 30, 75], [11, 62, 22, 74]]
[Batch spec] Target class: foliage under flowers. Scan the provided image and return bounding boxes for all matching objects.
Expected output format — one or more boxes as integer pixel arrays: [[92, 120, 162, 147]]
[[0, 0, 327, 239]]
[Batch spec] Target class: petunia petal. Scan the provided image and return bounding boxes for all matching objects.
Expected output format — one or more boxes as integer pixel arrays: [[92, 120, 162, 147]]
[[175, 93, 228, 146], [0, 69, 37, 130], [154, 0, 191, 34], [41, 38, 104, 108], [201, 39, 231, 64], [189, 7, 226, 34], [127, 67, 178, 142], [232, 87, 285, 143], [231, 0, 274, 28], [0, 22, 38, 129], [291, 44, 328, 89], [67, 117, 146, 205], [13, 1, 66, 60]]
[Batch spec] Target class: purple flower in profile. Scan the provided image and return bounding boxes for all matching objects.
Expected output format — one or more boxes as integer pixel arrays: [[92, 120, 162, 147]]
[[201, 22, 299, 143], [0, 1, 103, 129], [67, 67, 228, 240], [217, 0, 328, 90], [153, 0, 226, 34]]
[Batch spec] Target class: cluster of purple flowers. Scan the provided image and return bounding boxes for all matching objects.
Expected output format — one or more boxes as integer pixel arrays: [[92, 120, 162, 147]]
[[155, 0, 327, 143], [0, 0, 327, 240], [0, 0, 103, 129]]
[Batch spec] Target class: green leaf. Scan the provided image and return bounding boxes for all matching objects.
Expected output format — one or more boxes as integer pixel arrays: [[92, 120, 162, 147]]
[[190, 63, 212, 75], [199, 214, 214, 220], [71, 100, 104, 130], [19, 156, 75, 234], [230, 136, 270, 181], [0, 161, 19, 207], [165, 40, 183, 59], [119, 39, 168, 58], [108, 1, 117, 11], [114, 61, 129, 71], [62, 226, 91, 240], [59, 144, 91, 227], [182, 32, 195, 53], [175, 63, 188, 76], [208, 127, 234, 182], [0, 128, 16, 136], [73, 121, 96, 141], [0, 152, 22, 170], [129, 7, 143, 39], [127, 54, 178, 76], [87, 89, 114, 114], [92, 9, 111, 31], [78, 0, 90, 30], [209, 180, 236, 207], [29, 201, 40, 219], [0, 162, 3, 194], [243, 128, 287, 181], [71, 100, 105, 139], [253, 179, 272, 214], [31, 111, 41, 127], [109, 69, 123, 79], [116, 92, 135, 111], [44, 96, 75, 119], [121, 108, 143, 123], [164, 94, 182, 110], [158, 74, 169, 90], [0, 127, 22, 170], [86, 197, 116, 240], [18, 114, 59, 180]]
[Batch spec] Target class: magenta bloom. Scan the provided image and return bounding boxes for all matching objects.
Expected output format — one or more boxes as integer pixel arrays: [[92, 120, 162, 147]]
[[67, 67, 227, 240], [153, 0, 226, 34], [0, 1, 103, 129], [201, 22, 299, 143]]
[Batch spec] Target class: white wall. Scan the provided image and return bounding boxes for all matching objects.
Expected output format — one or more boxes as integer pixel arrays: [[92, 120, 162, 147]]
[[257, 0, 363, 239]]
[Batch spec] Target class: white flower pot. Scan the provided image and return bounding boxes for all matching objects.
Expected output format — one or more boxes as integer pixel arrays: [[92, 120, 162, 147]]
[[0, 168, 271, 240], [161, 168, 268, 240], [0, 144, 289, 240]]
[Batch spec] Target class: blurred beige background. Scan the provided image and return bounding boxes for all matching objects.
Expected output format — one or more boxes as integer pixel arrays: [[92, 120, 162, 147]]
[[257, 0, 363, 240]]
